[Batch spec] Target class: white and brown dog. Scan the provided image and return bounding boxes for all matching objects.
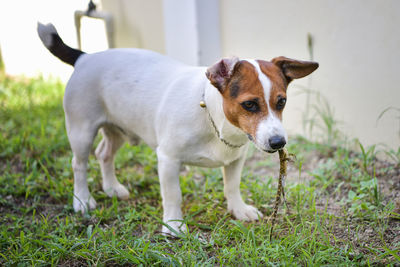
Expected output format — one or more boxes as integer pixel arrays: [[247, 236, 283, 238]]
[[37, 23, 318, 235]]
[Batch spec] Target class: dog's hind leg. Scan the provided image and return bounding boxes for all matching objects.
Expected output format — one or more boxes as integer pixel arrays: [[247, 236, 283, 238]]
[[95, 127, 129, 200], [67, 123, 98, 214]]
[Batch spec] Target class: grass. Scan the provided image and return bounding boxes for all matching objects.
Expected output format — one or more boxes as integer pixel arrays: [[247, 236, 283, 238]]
[[0, 75, 399, 266]]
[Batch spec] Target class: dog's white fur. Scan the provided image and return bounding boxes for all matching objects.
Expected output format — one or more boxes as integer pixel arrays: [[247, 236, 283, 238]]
[[68, 49, 266, 234], [37, 23, 290, 235]]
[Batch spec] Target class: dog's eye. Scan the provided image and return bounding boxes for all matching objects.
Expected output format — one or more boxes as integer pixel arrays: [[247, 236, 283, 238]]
[[276, 97, 286, 110], [241, 100, 259, 112]]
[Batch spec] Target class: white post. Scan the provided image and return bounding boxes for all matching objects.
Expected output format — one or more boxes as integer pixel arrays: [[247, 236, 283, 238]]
[[163, 0, 221, 66], [196, 0, 221, 66]]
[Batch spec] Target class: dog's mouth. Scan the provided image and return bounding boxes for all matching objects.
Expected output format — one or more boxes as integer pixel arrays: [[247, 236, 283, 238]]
[[246, 133, 253, 142], [246, 133, 278, 153], [263, 149, 278, 153]]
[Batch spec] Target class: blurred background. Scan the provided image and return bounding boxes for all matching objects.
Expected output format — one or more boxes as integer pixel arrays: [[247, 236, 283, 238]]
[[0, 0, 399, 150]]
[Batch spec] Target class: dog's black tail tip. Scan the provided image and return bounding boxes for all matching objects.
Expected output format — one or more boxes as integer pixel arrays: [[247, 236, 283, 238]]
[[37, 22, 85, 66]]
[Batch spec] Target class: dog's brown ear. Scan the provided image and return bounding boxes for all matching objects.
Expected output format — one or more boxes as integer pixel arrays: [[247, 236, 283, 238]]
[[272, 56, 319, 83], [206, 57, 239, 92]]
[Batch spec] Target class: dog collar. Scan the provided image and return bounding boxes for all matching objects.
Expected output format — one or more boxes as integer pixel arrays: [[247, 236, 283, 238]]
[[200, 99, 246, 149]]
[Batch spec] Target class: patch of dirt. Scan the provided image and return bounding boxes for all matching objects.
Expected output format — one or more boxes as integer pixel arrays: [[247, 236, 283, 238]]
[[0, 155, 25, 174], [246, 148, 323, 184], [0, 193, 67, 223]]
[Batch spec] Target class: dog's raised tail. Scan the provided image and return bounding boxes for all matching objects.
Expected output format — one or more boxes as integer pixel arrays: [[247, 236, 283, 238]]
[[37, 22, 85, 66]]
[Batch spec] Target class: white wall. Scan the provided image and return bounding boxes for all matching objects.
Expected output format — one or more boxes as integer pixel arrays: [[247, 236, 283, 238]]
[[0, 0, 87, 81], [0, 0, 165, 82], [220, 0, 400, 149]]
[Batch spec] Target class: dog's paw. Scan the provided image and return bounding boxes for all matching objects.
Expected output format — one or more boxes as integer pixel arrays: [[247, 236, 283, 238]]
[[103, 183, 130, 200], [161, 220, 187, 236], [230, 203, 263, 221], [73, 195, 97, 214]]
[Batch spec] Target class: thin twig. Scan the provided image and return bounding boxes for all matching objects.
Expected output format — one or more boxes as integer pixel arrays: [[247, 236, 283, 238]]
[[269, 148, 290, 240]]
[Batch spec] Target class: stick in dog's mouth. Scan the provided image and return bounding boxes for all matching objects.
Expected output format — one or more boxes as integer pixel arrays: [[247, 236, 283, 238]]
[[269, 147, 290, 240]]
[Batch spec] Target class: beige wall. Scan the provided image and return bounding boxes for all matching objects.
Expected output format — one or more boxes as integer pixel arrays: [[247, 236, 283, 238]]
[[220, 0, 400, 149], [101, 0, 165, 53]]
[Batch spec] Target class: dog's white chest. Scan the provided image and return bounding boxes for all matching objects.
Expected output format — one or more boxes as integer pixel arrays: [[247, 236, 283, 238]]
[[180, 139, 248, 168]]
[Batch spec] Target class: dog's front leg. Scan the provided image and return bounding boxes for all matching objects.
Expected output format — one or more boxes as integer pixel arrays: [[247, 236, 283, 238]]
[[222, 153, 263, 221], [156, 148, 186, 235]]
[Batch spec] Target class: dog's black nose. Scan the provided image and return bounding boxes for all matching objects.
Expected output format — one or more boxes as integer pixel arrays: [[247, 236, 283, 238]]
[[269, 135, 286, 150]]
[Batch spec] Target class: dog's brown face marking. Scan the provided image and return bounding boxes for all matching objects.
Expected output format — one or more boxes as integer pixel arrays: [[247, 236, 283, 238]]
[[217, 60, 287, 141], [206, 56, 318, 151], [257, 59, 288, 120], [221, 61, 267, 139]]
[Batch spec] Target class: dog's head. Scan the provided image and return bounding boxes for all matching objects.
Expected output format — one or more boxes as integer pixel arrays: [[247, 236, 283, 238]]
[[206, 56, 318, 152]]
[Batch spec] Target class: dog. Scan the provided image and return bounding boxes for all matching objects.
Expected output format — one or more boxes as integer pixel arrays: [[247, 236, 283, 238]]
[[37, 22, 318, 235]]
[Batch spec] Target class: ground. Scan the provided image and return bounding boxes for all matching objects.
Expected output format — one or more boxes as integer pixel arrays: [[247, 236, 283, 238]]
[[0, 76, 399, 266]]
